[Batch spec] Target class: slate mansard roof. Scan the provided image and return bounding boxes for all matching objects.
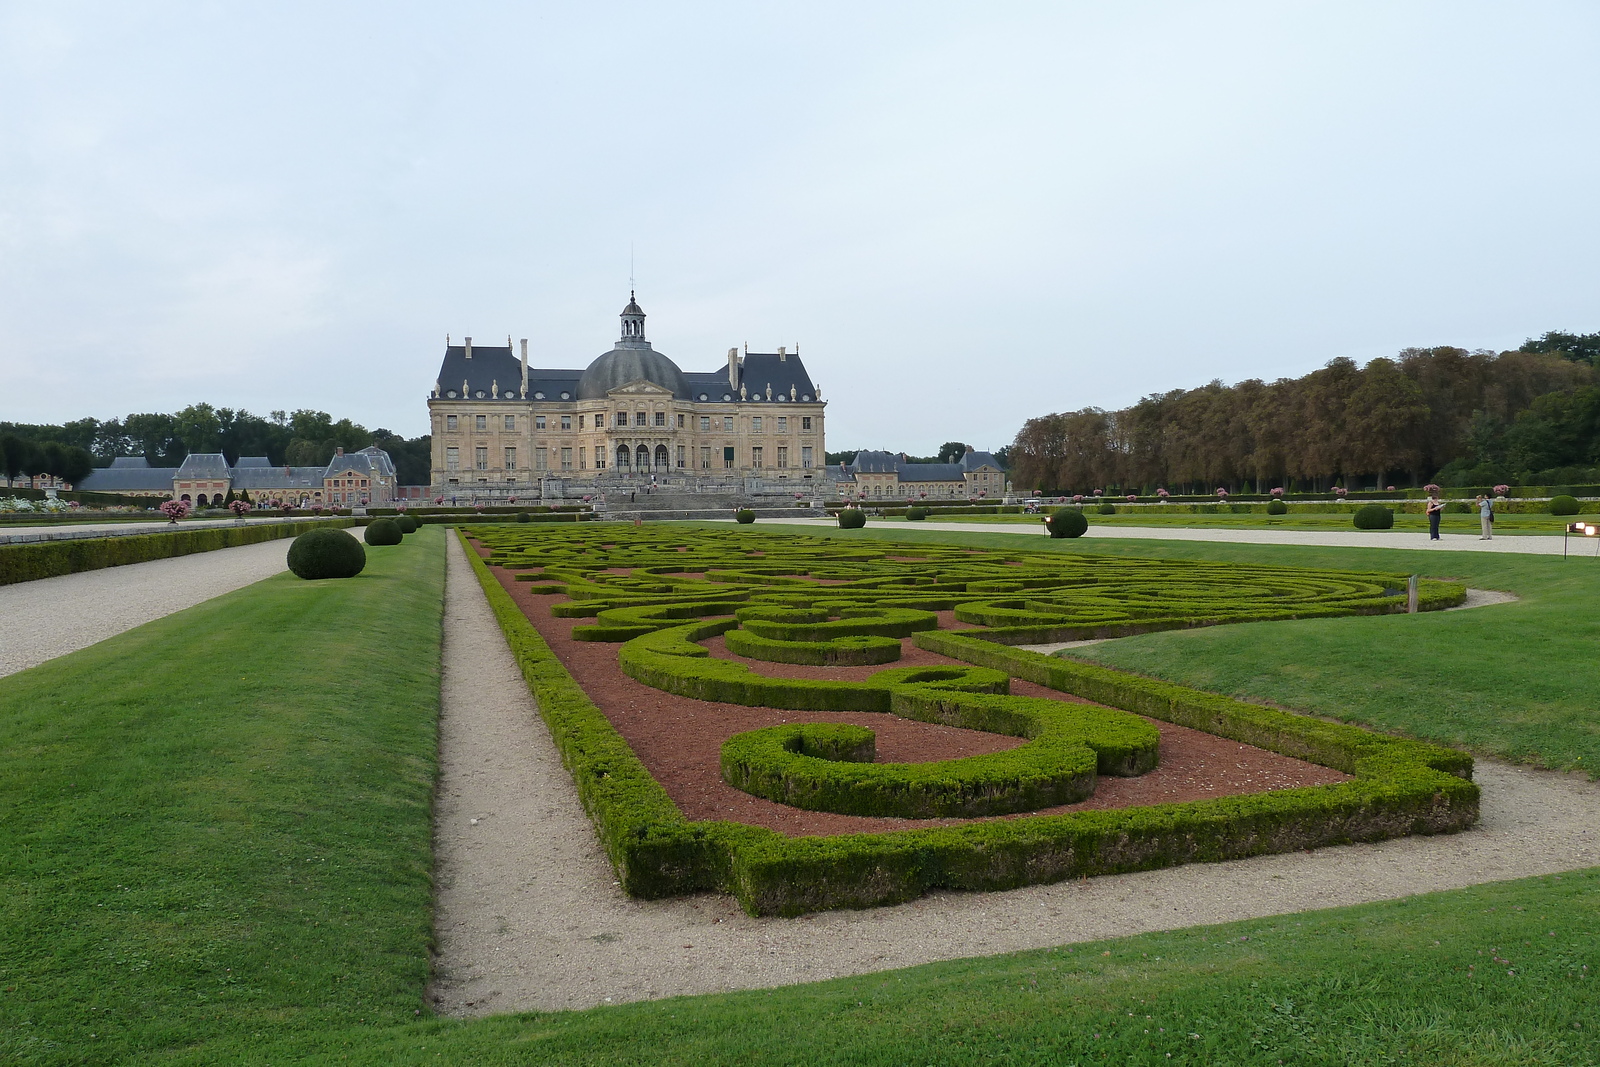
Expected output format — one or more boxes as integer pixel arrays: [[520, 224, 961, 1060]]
[[433, 296, 819, 406], [77, 448, 398, 495], [847, 449, 1006, 483]]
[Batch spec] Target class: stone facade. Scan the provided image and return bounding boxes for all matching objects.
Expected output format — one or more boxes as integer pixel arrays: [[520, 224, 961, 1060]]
[[77, 447, 399, 506], [840, 449, 1010, 501], [427, 296, 827, 496]]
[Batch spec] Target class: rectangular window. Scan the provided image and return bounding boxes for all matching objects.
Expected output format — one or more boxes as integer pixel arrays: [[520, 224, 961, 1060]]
[[445, 447, 459, 471], [752, 446, 764, 468], [595, 412, 605, 429], [677, 413, 685, 428], [578, 446, 586, 469], [560, 414, 572, 430], [535, 447, 547, 470], [802, 446, 813, 468], [676, 445, 685, 467], [504, 414, 516, 431], [635, 411, 648, 427], [654, 411, 666, 427], [752, 417, 763, 433], [618, 408, 627, 424], [475, 415, 487, 431], [474, 447, 488, 471], [802, 416, 813, 432], [722, 446, 735, 469], [723, 416, 734, 432], [700, 415, 710, 431], [535, 414, 546, 430], [700, 446, 711, 469], [777, 446, 788, 468], [777, 416, 787, 432], [560, 447, 572, 470], [504, 446, 516, 469], [595, 449, 605, 469], [446, 414, 459, 431], [578, 414, 585, 429]]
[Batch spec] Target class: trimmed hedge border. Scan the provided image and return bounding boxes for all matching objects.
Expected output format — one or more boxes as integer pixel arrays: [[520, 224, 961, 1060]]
[[0, 519, 357, 586], [461, 530, 1480, 916]]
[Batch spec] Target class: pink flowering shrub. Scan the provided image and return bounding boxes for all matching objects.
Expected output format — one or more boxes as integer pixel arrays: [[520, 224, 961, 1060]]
[[1493, 484, 1510, 495], [1156, 488, 1169, 498], [1271, 487, 1285, 497], [1072, 494, 1084, 503], [1092, 489, 1103, 496], [473, 502, 485, 512], [1216, 488, 1229, 498], [158, 500, 190, 522], [1334, 487, 1348, 497], [228, 499, 252, 516], [1423, 483, 1441, 493], [1386, 485, 1396, 491], [1126, 494, 1137, 502]]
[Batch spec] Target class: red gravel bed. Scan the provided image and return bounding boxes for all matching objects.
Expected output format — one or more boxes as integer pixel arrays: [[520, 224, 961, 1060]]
[[479, 552, 1348, 837]]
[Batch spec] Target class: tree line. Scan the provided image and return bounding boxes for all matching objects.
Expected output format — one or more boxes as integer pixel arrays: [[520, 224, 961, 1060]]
[[1009, 331, 1600, 494], [1, 405, 434, 488]]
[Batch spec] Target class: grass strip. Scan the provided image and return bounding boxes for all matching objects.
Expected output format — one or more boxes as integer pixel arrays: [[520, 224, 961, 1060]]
[[0, 526, 445, 1064]]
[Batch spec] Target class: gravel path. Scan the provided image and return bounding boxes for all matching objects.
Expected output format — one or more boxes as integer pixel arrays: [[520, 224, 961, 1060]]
[[0, 539, 294, 677], [429, 534, 1600, 1016], [741, 516, 1590, 554]]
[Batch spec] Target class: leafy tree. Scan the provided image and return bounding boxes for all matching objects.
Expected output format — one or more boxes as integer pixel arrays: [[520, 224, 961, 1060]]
[[825, 450, 860, 467], [1520, 330, 1600, 366], [937, 441, 970, 463], [174, 403, 223, 454]]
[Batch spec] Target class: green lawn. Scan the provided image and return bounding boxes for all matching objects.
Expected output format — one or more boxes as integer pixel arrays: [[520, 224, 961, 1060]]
[[887, 510, 1590, 535], [4, 520, 1598, 1064]]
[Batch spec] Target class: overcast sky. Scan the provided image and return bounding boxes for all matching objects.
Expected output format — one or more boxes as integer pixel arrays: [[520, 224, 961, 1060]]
[[2, 2, 1597, 453]]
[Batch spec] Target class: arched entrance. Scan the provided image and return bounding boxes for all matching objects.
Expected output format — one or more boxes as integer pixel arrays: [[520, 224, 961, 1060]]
[[635, 444, 650, 469], [180, 494, 192, 503], [195, 493, 208, 505], [654, 444, 670, 469], [615, 444, 631, 469]]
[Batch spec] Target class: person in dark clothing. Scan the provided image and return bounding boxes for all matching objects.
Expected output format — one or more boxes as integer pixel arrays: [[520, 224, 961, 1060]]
[[1426, 490, 1443, 540]]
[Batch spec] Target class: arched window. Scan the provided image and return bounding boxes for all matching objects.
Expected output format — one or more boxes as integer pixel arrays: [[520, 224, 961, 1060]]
[[196, 493, 208, 505], [616, 444, 631, 468], [635, 444, 650, 469], [655, 444, 670, 468], [180, 494, 192, 502]]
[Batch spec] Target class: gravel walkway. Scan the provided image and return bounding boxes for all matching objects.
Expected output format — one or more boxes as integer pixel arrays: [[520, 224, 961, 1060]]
[[742, 516, 1590, 555], [429, 534, 1600, 1016], [0, 539, 294, 677]]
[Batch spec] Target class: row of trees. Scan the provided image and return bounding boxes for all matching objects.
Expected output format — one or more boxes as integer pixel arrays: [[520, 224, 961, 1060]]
[[0, 435, 96, 487], [1009, 332, 1600, 495], [1, 405, 434, 487]]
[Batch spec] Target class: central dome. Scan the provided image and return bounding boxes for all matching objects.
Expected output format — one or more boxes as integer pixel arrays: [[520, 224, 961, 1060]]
[[576, 346, 692, 400], [576, 293, 693, 400]]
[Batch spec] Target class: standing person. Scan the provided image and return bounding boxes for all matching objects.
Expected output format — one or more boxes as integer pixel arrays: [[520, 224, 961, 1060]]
[[1426, 490, 1444, 540], [1477, 494, 1494, 539]]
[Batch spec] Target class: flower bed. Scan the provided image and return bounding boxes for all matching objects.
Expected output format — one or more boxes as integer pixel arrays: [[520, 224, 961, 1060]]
[[462, 525, 1478, 915]]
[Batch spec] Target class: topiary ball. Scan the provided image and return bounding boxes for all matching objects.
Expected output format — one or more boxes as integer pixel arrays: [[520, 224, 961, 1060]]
[[1266, 499, 1288, 515], [1550, 495, 1580, 516], [395, 514, 420, 533], [287, 528, 367, 579], [735, 509, 756, 524], [906, 506, 929, 521], [363, 517, 404, 546], [1353, 504, 1394, 530], [1045, 509, 1088, 538], [1096, 502, 1116, 515], [517, 512, 531, 523], [837, 508, 867, 529]]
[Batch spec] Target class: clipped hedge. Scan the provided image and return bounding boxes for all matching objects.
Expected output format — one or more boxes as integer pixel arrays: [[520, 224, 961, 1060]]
[[735, 509, 757, 524], [720, 687, 1158, 818], [1551, 495, 1580, 516], [1044, 509, 1087, 538], [1353, 505, 1395, 530], [460, 525, 1481, 916], [723, 628, 902, 666], [363, 517, 404, 545], [837, 508, 866, 529], [0, 519, 356, 587]]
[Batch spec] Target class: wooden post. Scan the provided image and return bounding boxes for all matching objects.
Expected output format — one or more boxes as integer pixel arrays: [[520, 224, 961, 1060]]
[[1407, 575, 1419, 614]]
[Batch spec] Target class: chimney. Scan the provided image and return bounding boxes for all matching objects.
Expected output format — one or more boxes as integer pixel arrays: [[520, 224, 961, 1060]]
[[335, 447, 344, 457], [727, 348, 739, 390], [464, 336, 472, 360], [520, 339, 529, 396], [966, 445, 974, 453], [777, 346, 786, 361]]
